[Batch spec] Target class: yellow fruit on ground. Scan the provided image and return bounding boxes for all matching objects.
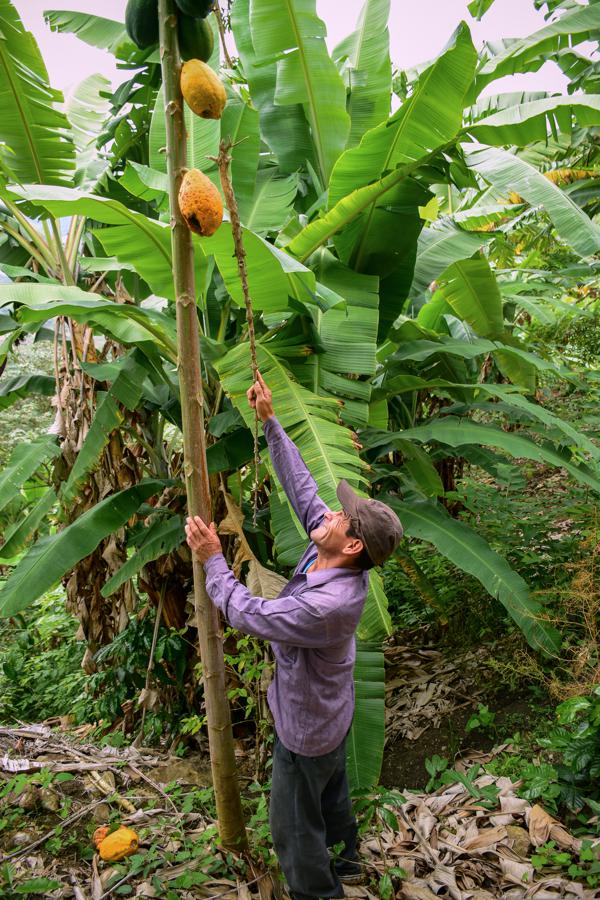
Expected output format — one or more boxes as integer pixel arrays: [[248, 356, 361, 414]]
[[178, 169, 223, 237], [181, 59, 226, 119], [98, 826, 139, 862], [93, 825, 110, 848]]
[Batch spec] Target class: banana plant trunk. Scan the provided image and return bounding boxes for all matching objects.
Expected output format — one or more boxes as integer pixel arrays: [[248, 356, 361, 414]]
[[158, 0, 247, 849]]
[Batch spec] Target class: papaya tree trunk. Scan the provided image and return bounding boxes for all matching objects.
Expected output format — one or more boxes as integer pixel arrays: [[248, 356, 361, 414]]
[[158, 0, 247, 850]]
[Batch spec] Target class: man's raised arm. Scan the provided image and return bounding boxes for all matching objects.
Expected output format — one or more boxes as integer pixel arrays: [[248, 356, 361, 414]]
[[247, 373, 328, 538]]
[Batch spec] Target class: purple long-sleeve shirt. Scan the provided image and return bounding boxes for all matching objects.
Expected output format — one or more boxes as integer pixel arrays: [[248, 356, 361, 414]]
[[203, 416, 368, 756]]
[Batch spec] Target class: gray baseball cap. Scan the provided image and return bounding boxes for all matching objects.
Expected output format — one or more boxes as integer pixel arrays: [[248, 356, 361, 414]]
[[336, 480, 403, 567]]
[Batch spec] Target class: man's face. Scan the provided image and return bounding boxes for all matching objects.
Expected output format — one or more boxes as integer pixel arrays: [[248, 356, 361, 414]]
[[310, 510, 361, 558]]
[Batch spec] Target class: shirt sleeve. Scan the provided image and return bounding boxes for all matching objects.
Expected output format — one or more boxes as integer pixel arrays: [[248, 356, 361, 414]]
[[204, 553, 332, 648], [263, 416, 329, 537]]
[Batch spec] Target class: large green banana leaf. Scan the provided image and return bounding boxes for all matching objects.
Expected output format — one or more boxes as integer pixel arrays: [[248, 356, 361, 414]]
[[231, 0, 315, 175], [286, 26, 477, 266], [370, 417, 600, 493], [387, 494, 560, 656], [0, 488, 56, 562], [466, 94, 600, 147], [377, 377, 600, 462], [10, 184, 308, 314], [464, 145, 600, 259], [61, 354, 149, 504], [249, 0, 350, 185], [332, 0, 392, 148], [347, 642, 385, 791], [0, 480, 166, 617], [0, 0, 75, 186], [0, 283, 177, 357], [43, 10, 133, 56], [9, 185, 194, 301], [0, 435, 59, 514], [101, 516, 185, 598], [466, 90, 549, 122], [410, 220, 495, 298], [328, 23, 476, 210], [436, 257, 504, 339], [474, 4, 600, 96], [304, 251, 378, 428], [0, 374, 55, 410], [66, 73, 112, 189]]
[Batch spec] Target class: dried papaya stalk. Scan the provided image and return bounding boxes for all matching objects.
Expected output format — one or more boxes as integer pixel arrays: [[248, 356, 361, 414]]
[[212, 139, 260, 524]]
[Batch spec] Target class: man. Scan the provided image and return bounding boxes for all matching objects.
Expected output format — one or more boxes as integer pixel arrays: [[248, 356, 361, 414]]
[[185, 373, 403, 900]]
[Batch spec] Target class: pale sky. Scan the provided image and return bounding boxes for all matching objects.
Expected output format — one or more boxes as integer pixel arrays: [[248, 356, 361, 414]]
[[15, 0, 577, 98]]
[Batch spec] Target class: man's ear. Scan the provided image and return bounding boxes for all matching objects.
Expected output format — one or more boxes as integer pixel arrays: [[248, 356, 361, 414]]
[[342, 537, 363, 557]]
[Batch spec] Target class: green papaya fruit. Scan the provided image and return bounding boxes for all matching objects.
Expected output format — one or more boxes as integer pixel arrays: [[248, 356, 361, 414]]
[[175, 0, 214, 17], [178, 15, 214, 62], [125, 0, 159, 50]]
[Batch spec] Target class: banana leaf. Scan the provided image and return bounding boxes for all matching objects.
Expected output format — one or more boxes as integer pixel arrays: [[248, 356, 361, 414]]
[[0, 436, 59, 514], [101, 515, 185, 597], [464, 145, 600, 259], [466, 94, 600, 147], [388, 494, 561, 655], [249, 0, 350, 185], [0, 0, 75, 186], [0, 488, 56, 561], [347, 641, 385, 790], [370, 417, 600, 493], [332, 0, 392, 148], [0, 480, 167, 617], [0, 374, 55, 411]]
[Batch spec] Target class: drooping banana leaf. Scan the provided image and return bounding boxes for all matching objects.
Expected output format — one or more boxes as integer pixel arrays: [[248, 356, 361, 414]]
[[0, 488, 56, 561], [369, 417, 600, 493], [468, 0, 498, 19], [332, 0, 392, 148], [436, 257, 504, 339], [101, 515, 185, 597], [0, 283, 177, 357], [465, 94, 600, 147], [9, 184, 197, 302], [0, 0, 75, 186], [60, 353, 150, 504], [473, 3, 600, 96], [231, 0, 315, 175], [249, 0, 350, 185], [0, 374, 55, 410], [347, 641, 385, 791], [0, 435, 59, 514], [43, 10, 133, 56], [387, 494, 561, 656], [410, 219, 495, 298], [0, 480, 167, 617], [464, 145, 600, 259], [66, 73, 112, 189]]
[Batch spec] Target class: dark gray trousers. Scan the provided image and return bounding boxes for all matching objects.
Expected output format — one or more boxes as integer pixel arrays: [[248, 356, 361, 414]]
[[269, 734, 358, 900]]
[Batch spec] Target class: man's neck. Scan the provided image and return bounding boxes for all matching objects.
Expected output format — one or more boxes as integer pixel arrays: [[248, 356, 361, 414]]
[[312, 550, 354, 572]]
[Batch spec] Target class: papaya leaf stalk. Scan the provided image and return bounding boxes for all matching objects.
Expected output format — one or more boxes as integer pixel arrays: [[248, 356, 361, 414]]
[[157, 0, 246, 850]]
